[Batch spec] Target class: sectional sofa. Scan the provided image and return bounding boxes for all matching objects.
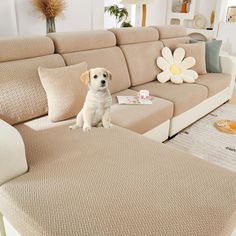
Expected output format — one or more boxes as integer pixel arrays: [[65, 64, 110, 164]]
[[0, 26, 236, 236]]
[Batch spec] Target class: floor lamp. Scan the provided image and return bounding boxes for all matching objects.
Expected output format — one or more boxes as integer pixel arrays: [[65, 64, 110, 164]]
[[120, 0, 154, 27]]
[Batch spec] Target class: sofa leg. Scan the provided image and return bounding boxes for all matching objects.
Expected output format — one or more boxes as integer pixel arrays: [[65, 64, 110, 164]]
[[0, 213, 6, 236]]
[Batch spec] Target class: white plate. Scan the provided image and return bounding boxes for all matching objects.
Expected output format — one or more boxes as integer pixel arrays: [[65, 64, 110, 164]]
[[192, 15, 207, 29]]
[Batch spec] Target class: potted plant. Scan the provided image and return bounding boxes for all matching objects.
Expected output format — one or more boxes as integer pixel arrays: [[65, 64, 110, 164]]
[[32, 0, 66, 33], [105, 5, 132, 28]]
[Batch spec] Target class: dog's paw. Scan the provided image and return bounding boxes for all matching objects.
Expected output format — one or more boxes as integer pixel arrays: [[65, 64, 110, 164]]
[[69, 125, 79, 130], [103, 123, 112, 129], [83, 126, 91, 132], [96, 122, 103, 127]]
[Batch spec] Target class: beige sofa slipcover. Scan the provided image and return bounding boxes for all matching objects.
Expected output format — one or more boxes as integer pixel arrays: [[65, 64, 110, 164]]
[[0, 36, 65, 125], [0, 26, 236, 236], [111, 89, 173, 133], [1, 118, 236, 236], [132, 81, 209, 116], [48, 30, 174, 135]]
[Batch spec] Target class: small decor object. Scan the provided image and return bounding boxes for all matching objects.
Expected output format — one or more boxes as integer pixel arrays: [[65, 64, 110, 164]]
[[117, 92, 153, 105], [156, 47, 198, 84], [181, 0, 191, 13], [226, 6, 236, 22], [214, 120, 236, 134], [192, 15, 207, 29], [207, 10, 215, 30], [104, 5, 130, 28], [32, 0, 66, 33], [137, 90, 150, 100]]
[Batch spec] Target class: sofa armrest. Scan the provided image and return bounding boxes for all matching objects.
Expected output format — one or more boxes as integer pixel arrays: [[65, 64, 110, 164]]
[[0, 119, 28, 186], [220, 54, 236, 97]]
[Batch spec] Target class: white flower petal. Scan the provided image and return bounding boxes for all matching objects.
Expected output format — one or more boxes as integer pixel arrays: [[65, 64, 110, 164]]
[[157, 71, 172, 83], [183, 69, 198, 79], [162, 47, 173, 64], [181, 57, 196, 70], [181, 75, 195, 83], [156, 57, 170, 71], [171, 75, 183, 84], [173, 48, 185, 64]]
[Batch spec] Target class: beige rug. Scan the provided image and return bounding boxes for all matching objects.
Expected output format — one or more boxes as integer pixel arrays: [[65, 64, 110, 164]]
[[167, 103, 236, 172]]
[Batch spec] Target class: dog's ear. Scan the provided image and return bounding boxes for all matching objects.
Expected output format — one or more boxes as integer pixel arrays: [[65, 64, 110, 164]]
[[106, 70, 112, 80], [80, 70, 90, 84]]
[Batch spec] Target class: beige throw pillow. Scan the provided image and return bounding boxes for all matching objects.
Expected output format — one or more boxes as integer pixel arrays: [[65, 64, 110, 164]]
[[38, 62, 88, 122], [177, 43, 207, 75]]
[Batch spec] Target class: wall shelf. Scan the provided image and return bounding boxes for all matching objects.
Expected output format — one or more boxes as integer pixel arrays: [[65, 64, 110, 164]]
[[167, 0, 196, 25]]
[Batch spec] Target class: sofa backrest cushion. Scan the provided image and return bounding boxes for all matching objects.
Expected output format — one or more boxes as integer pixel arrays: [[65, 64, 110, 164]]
[[0, 36, 54, 62], [109, 27, 159, 45], [111, 27, 163, 86], [48, 30, 116, 54], [0, 36, 65, 125], [48, 31, 131, 94], [156, 26, 190, 51]]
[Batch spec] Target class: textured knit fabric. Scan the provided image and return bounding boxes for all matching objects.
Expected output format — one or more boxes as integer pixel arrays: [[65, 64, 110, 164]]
[[38, 63, 88, 122], [178, 43, 207, 75], [62, 47, 131, 94], [0, 120, 236, 235], [0, 36, 54, 62], [111, 89, 173, 134], [132, 81, 208, 116], [157, 25, 187, 39], [196, 73, 232, 97], [48, 30, 116, 54], [191, 39, 223, 73], [110, 27, 159, 45], [205, 40, 222, 73], [0, 55, 65, 125], [161, 37, 190, 51], [120, 41, 164, 86]]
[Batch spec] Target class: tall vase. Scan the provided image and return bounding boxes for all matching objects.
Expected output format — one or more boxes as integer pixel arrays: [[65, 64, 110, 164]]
[[181, 2, 187, 13], [46, 17, 56, 34]]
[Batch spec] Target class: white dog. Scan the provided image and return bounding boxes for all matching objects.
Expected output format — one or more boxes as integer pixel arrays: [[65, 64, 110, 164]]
[[70, 68, 112, 132]]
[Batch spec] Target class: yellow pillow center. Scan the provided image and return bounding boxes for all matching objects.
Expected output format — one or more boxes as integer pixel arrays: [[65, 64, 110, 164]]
[[170, 64, 181, 75]]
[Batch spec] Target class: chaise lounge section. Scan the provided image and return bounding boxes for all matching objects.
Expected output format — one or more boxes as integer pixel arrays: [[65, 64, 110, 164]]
[[0, 26, 236, 236]]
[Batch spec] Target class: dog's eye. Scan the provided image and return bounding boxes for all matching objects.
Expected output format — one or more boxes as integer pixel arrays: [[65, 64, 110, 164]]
[[103, 74, 107, 78], [93, 75, 98, 79]]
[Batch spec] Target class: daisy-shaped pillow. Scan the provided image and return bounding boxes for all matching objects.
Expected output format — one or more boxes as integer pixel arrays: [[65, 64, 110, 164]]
[[156, 47, 198, 84]]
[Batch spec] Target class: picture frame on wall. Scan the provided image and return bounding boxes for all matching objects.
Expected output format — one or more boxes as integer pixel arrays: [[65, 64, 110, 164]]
[[226, 6, 236, 22]]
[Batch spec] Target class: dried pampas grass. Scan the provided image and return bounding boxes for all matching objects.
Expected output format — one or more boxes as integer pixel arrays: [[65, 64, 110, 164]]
[[32, 0, 66, 18]]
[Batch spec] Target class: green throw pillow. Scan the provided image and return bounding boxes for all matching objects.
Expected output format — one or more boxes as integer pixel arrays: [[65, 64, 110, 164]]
[[190, 39, 222, 73]]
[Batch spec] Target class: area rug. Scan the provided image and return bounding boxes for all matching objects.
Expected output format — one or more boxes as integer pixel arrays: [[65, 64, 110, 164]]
[[167, 104, 236, 172]]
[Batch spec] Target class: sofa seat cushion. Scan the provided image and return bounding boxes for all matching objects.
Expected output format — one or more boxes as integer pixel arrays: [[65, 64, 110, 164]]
[[132, 81, 208, 116], [196, 73, 232, 97], [1, 119, 236, 235], [111, 89, 173, 134]]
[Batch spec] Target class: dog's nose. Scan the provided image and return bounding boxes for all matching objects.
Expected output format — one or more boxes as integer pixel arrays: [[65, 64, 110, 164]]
[[101, 80, 106, 84]]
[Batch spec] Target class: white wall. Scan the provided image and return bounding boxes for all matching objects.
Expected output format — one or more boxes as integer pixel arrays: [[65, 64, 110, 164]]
[[0, 0, 18, 36], [146, 0, 168, 26], [0, 0, 104, 37]]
